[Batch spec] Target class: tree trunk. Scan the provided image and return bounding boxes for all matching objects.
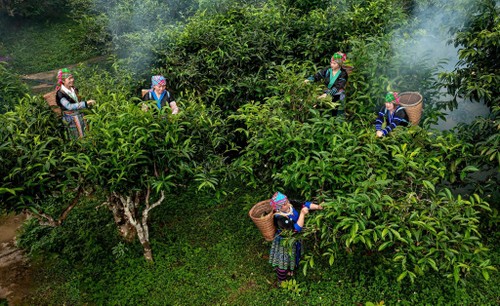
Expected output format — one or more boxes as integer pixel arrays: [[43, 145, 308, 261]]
[[101, 194, 137, 242], [141, 241, 153, 262], [136, 224, 153, 261], [104, 189, 165, 262]]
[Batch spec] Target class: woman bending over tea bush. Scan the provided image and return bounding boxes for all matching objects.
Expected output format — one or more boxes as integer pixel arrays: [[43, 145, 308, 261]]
[[305, 52, 349, 116], [55, 68, 96, 139], [269, 192, 323, 284], [375, 91, 409, 137]]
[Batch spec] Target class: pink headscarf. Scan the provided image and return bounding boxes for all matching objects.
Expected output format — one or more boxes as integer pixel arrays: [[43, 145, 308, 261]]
[[56, 68, 72, 91]]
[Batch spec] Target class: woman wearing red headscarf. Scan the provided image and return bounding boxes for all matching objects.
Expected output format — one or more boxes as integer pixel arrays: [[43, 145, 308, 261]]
[[55, 68, 96, 139], [375, 91, 410, 137]]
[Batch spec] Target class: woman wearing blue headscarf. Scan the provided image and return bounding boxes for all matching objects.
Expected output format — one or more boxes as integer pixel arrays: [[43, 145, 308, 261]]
[[268, 191, 323, 284], [141, 75, 179, 114]]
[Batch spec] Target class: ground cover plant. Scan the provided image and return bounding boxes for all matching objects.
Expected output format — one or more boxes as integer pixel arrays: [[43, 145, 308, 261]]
[[16, 187, 500, 305], [0, 62, 29, 113], [0, 17, 103, 74], [0, 0, 498, 304]]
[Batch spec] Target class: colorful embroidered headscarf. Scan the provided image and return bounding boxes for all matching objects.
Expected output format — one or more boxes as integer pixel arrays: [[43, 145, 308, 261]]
[[270, 192, 288, 211], [151, 75, 166, 88], [56, 68, 72, 90], [332, 52, 347, 65], [385, 92, 400, 104]]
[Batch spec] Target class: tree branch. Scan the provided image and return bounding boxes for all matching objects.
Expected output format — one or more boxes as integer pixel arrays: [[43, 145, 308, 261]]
[[26, 186, 83, 227], [26, 210, 58, 227], [141, 190, 165, 242], [58, 186, 83, 223], [145, 186, 151, 209], [120, 194, 139, 229]]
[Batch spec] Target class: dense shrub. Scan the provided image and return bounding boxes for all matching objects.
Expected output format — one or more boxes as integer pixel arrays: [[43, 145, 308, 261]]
[[440, 0, 500, 109], [0, 95, 76, 215], [0, 0, 69, 17], [2, 0, 499, 303], [0, 62, 28, 113], [151, 0, 407, 111], [229, 59, 493, 282], [439, 0, 499, 241]]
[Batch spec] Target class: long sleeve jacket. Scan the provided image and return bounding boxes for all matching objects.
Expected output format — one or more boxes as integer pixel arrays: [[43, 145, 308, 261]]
[[56, 89, 88, 111], [375, 105, 410, 136], [273, 201, 313, 233], [309, 67, 348, 96]]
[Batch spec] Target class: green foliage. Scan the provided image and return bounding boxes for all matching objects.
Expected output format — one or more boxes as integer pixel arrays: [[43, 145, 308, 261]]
[[0, 18, 103, 74], [439, 0, 500, 109], [280, 278, 303, 296], [307, 190, 494, 284], [77, 71, 233, 197], [0, 95, 84, 214], [230, 59, 492, 282], [0, 62, 29, 113], [284, 0, 329, 13], [152, 0, 408, 110], [344, 0, 407, 38], [0, 0, 69, 17], [17, 190, 120, 264], [438, 0, 500, 242]]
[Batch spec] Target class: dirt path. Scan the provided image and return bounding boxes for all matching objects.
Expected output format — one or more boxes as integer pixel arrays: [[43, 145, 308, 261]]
[[21, 55, 107, 93], [0, 213, 31, 305]]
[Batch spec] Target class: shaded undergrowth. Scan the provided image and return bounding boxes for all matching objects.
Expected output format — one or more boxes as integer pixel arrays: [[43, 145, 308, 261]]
[[0, 17, 101, 74], [17, 186, 500, 305]]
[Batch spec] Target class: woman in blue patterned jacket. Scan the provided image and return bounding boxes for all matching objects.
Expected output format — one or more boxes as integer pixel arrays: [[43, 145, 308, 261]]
[[375, 91, 410, 137], [268, 192, 323, 284]]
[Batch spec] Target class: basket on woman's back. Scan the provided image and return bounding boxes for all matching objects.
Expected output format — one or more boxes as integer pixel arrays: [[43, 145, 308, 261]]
[[249, 199, 276, 242], [398, 91, 423, 125], [43, 90, 61, 115]]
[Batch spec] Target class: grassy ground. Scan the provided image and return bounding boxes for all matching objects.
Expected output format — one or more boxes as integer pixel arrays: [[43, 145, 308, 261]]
[[0, 17, 101, 75], [17, 187, 500, 305]]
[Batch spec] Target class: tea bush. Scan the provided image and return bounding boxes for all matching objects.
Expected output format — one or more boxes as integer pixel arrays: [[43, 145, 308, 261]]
[[229, 59, 494, 282], [1, 0, 498, 303], [0, 95, 82, 216], [151, 0, 407, 111], [0, 63, 28, 113]]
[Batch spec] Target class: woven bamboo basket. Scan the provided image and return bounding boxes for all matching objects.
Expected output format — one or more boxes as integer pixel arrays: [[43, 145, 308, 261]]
[[249, 199, 276, 242], [343, 65, 354, 75], [398, 91, 423, 125], [43, 90, 61, 115]]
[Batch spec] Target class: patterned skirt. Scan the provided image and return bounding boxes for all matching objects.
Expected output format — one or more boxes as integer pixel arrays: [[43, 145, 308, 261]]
[[62, 111, 87, 139], [269, 235, 302, 271]]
